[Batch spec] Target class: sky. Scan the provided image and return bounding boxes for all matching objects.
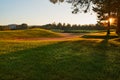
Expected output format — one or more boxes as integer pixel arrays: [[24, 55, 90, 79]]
[[0, 0, 98, 25]]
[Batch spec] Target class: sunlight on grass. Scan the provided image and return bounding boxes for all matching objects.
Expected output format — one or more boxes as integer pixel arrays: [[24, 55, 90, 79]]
[[82, 32, 118, 39], [0, 28, 62, 39], [0, 39, 120, 80], [0, 30, 120, 80], [0, 40, 58, 55], [109, 38, 120, 46]]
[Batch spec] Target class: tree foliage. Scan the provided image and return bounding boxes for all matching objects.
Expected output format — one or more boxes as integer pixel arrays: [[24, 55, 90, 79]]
[[49, 0, 120, 35], [50, 0, 120, 15], [50, 0, 64, 4], [36, 22, 105, 31]]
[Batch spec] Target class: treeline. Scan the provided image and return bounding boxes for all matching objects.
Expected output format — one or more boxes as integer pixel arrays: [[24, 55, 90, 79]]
[[0, 22, 115, 31], [32, 23, 107, 30], [0, 26, 10, 31], [0, 23, 28, 31]]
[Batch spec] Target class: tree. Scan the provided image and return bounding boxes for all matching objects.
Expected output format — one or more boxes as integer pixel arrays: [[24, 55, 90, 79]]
[[49, 0, 120, 36], [18, 23, 28, 30], [93, 0, 111, 36], [50, 0, 64, 4], [93, 0, 120, 36], [22, 23, 28, 29]]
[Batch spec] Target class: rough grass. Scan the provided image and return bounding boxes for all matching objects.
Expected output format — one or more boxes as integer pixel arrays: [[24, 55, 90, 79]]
[[0, 28, 62, 39], [0, 39, 120, 80]]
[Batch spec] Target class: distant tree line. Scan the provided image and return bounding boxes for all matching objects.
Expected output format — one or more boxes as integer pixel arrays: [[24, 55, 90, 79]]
[[0, 22, 116, 31], [0, 26, 10, 31], [31, 22, 114, 31]]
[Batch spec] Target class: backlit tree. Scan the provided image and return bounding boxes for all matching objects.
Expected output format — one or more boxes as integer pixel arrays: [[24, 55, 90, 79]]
[[49, 0, 120, 36]]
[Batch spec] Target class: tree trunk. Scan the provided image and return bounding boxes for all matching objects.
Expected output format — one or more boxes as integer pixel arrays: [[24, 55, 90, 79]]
[[107, 19, 110, 36], [106, 0, 111, 37], [116, 16, 120, 36]]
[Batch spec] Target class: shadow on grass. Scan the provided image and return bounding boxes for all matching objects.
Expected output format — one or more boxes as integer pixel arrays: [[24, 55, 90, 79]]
[[82, 35, 118, 39], [0, 40, 120, 80]]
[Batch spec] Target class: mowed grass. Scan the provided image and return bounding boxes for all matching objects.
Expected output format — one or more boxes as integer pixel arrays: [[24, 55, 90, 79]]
[[0, 39, 120, 80], [0, 28, 62, 39], [82, 32, 118, 39]]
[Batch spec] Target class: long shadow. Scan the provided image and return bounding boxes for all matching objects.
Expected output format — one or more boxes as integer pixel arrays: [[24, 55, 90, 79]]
[[0, 40, 120, 80], [85, 38, 120, 80], [0, 41, 67, 80], [82, 34, 118, 39]]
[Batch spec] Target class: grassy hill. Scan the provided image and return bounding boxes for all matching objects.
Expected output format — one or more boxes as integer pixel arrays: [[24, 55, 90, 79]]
[[0, 28, 62, 39]]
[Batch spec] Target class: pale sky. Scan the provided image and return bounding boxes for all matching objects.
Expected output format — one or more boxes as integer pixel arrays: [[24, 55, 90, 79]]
[[0, 0, 98, 25]]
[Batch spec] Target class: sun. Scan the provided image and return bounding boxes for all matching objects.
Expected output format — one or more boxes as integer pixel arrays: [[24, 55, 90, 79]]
[[109, 18, 114, 24]]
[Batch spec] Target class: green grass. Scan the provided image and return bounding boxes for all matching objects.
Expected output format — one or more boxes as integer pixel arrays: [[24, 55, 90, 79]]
[[0, 39, 120, 80], [82, 32, 118, 39], [0, 28, 62, 39]]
